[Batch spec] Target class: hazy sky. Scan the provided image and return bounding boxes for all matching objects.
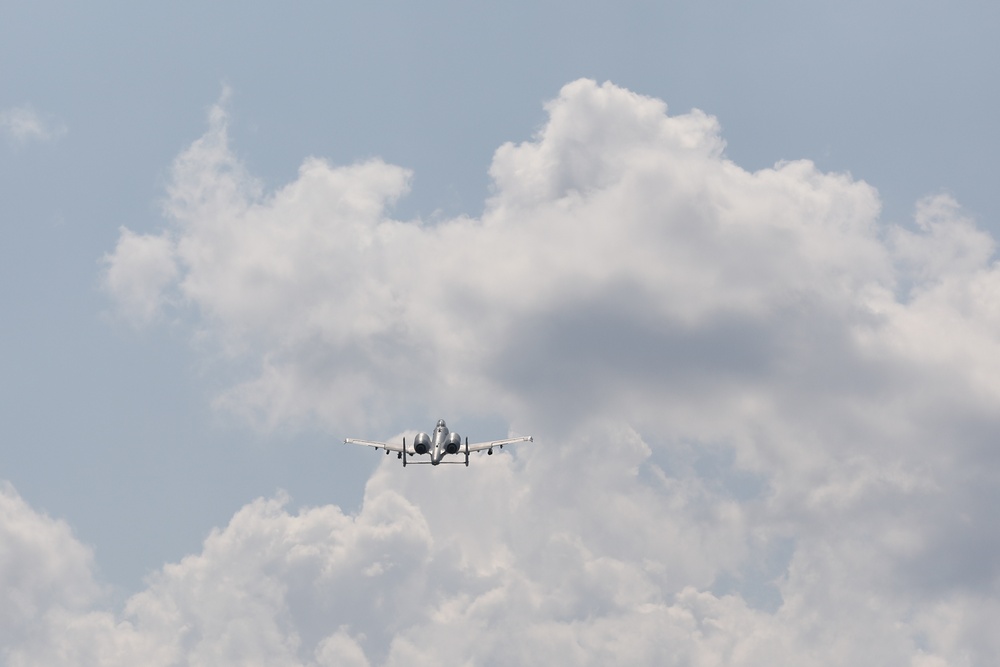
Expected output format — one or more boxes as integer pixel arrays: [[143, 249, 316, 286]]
[[3, 2, 1000, 665]]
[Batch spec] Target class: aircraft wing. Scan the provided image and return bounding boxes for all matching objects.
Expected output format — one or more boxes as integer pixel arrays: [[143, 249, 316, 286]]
[[344, 438, 408, 454], [465, 436, 533, 453]]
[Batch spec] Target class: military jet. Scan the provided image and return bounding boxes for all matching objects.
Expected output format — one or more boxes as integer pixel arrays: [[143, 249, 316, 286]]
[[345, 419, 533, 466]]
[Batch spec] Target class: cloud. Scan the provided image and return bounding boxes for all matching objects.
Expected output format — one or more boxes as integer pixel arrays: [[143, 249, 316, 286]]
[[103, 81, 894, 432], [0, 105, 67, 144], [3, 432, 998, 665], [102, 229, 179, 327], [86, 78, 1000, 663], [0, 483, 100, 643]]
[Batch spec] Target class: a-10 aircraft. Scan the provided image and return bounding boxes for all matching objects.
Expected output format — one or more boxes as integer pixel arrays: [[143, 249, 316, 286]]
[[345, 419, 533, 466]]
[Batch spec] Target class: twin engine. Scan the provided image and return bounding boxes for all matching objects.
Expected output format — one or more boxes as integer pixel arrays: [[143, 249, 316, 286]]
[[413, 432, 431, 455], [412, 430, 463, 455]]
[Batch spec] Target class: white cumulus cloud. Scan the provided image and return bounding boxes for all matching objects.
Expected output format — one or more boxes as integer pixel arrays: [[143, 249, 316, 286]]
[[102, 229, 179, 327], [85, 78, 1000, 664]]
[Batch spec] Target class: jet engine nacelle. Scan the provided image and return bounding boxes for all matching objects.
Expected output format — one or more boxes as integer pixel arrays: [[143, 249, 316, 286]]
[[413, 433, 431, 455], [445, 432, 462, 454]]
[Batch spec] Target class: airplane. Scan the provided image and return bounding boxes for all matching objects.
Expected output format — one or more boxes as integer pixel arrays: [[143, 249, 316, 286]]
[[344, 419, 533, 466]]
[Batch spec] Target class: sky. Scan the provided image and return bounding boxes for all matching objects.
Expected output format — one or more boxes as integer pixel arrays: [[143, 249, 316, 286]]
[[2, 1, 1000, 665]]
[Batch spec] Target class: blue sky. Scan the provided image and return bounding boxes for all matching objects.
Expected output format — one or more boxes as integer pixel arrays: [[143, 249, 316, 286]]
[[3, 2, 1000, 664]]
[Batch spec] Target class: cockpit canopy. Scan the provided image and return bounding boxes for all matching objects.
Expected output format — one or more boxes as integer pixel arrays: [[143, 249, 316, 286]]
[[436, 419, 447, 430]]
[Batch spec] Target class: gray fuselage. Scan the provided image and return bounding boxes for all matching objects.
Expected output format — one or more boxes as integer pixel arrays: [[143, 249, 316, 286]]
[[429, 419, 452, 465]]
